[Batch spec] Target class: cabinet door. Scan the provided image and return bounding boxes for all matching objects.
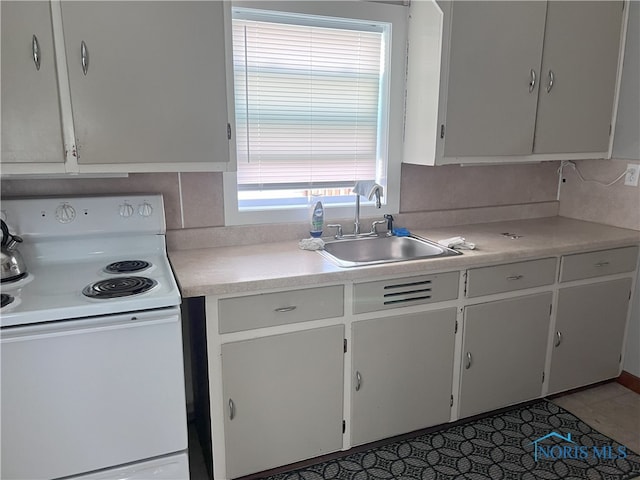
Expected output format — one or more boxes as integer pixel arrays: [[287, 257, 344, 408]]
[[549, 278, 631, 394], [443, 1, 547, 157], [1, 1, 63, 164], [459, 293, 551, 418], [534, 1, 624, 154], [221, 326, 344, 479], [351, 309, 456, 446], [60, 1, 230, 166]]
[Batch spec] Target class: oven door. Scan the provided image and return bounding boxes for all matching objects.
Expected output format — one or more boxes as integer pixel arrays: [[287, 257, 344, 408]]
[[1, 307, 188, 480]]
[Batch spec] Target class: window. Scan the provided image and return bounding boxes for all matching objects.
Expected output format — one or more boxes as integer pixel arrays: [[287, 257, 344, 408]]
[[224, 1, 407, 225]]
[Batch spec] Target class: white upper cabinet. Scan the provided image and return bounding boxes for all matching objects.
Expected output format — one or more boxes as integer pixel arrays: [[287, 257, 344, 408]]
[[404, 0, 627, 165], [443, 2, 547, 157], [1, 1, 234, 175], [533, 2, 624, 154], [60, 1, 231, 170], [1, 1, 64, 168]]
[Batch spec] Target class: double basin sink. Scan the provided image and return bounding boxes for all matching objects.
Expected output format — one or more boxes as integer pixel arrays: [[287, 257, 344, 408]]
[[318, 234, 462, 267]]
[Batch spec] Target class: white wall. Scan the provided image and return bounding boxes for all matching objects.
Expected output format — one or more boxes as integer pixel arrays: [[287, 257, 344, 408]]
[[626, 270, 640, 377], [613, 1, 639, 160], [617, 2, 640, 376]]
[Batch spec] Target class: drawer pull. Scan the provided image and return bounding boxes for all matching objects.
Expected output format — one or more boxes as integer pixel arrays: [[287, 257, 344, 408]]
[[554, 331, 562, 347], [506, 274, 524, 281], [594, 261, 610, 267], [228, 398, 235, 420], [274, 306, 297, 313], [355, 371, 362, 391], [465, 352, 473, 369]]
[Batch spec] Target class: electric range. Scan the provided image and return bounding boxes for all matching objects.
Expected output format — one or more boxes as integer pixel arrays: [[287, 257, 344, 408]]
[[0, 195, 189, 480]]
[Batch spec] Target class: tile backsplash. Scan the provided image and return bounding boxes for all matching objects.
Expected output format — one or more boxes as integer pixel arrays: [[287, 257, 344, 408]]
[[1, 162, 560, 234], [559, 158, 640, 231]]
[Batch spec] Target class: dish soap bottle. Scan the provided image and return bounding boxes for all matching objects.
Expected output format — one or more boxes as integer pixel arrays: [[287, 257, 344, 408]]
[[309, 195, 324, 238]]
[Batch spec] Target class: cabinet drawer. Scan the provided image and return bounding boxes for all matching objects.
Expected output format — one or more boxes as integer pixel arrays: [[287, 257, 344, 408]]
[[353, 272, 459, 314], [219, 285, 344, 333], [466, 258, 557, 297], [560, 246, 638, 282]]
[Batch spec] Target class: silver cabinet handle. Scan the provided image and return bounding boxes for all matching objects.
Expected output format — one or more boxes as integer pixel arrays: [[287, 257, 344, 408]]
[[506, 274, 524, 281], [274, 306, 296, 313], [228, 398, 235, 420], [594, 261, 610, 267], [555, 331, 562, 347], [546, 70, 554, 93], [529, 69, 536, 93], [32, 35, 41, 71], [465, 352, 472, 369], [355, 371, 362, 391], [81, 40, 89, 75]]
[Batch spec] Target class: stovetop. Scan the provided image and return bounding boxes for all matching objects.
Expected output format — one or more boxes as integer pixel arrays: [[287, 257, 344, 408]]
[[0, 195, 180, 328]]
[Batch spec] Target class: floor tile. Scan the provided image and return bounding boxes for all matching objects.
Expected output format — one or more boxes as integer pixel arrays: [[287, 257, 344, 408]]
[[551, 382, 640, 457]]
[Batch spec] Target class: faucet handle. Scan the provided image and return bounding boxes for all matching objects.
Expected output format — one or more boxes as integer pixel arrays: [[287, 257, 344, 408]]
[[370, 220, 386, 235], [383, 214, 394, 233], [327, 224, 343, 239]]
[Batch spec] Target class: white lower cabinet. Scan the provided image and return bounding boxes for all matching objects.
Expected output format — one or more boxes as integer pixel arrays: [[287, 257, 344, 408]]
[[459, 293, 552, 418], [210, 248, 637, 478], [351, 308, 456, 446], [221, 326, 344, 479], [549, 278, 632, 395]]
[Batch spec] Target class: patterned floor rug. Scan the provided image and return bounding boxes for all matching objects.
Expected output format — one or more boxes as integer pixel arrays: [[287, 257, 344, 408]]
[[261, 400, 640, 480]]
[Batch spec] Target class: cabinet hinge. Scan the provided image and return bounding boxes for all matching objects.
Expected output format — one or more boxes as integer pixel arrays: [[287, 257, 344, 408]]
[[344, 339, 347, 353], [609, 124, 612, 137], [227, 123, 232, 140], [440, 124, 445, 139], [463, 272, 468, 297], [450, 394, 454, 407], [542, 371, 545, 383], [630, 289, 632, 300], [342, 420, 346, 434], [455, 320, 458, 334], [549, 304, 552, 316]]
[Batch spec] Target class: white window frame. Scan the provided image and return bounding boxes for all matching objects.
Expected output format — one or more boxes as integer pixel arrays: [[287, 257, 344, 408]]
[[223, 0, 408, 226]]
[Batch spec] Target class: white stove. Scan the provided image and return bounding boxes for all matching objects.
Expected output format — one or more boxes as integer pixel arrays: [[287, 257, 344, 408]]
[[0, 195, 189, 480], [0, 195, 180, 327]]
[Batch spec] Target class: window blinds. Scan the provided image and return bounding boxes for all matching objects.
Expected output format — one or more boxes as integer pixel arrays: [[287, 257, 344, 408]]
[[232, 10, 385, 190]]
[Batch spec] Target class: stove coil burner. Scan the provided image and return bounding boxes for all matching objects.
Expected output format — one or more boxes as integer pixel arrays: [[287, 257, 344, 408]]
[[1, 293, 14, 308], [83, 277, 157, 299], [1, 272, 28, 284], [104, 260, 152, 274]]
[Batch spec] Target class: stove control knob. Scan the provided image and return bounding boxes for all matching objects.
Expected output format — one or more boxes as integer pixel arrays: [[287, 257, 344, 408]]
[[138, 202, 153, 217], [55, 203, 76, 223], [119, 203, 134, 218]]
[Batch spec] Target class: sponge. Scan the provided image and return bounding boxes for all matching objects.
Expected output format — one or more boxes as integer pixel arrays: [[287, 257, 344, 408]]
[[392, 227, 411, 237]]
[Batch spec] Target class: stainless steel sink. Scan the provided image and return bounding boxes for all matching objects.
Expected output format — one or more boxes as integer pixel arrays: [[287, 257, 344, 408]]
[[318, 234, 462, 267]]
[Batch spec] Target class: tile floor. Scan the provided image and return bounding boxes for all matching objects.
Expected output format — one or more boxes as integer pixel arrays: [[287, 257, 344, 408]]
[[550, 381, 640, 456], [187, 381, 640, 480]]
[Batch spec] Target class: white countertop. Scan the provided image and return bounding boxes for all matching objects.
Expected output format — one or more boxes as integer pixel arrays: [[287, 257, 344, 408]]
[[168, 216, 640, 297]]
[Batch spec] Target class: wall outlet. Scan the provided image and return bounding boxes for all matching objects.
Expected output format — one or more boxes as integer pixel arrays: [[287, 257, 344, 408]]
[[625, 164, 640, 187]]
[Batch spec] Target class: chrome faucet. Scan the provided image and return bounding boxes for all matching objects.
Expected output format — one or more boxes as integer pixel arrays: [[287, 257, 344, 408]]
[[352, 181, 383, 236], [327, 181, 384, 239]]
